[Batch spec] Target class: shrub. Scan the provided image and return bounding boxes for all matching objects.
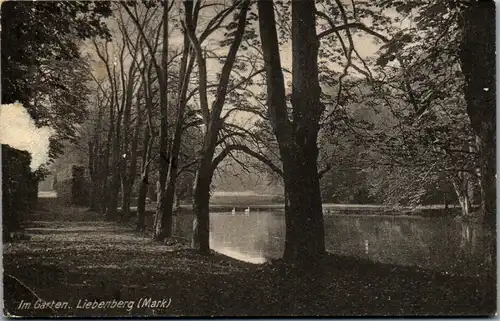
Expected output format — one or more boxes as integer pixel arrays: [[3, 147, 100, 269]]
[[2, 144, 38, 241]]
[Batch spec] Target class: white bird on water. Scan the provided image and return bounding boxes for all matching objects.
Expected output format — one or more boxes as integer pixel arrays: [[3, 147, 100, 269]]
[[244, 207, 250, 216], [231, 208, 236, 216]]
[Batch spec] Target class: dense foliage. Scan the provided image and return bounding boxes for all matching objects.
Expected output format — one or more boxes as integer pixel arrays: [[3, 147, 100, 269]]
[[1, 1, 112, 158], [2, 144, 38, 242]]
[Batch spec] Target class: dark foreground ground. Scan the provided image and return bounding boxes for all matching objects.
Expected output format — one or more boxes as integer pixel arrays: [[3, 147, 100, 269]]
[[3, 204, 497, 317]]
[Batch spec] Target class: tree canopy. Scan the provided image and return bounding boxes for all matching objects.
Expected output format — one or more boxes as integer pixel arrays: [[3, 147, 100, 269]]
[[1, 1, 112, 159]]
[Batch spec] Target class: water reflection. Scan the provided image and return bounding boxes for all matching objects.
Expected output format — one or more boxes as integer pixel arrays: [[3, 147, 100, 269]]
[[173, 212, 494, 276]]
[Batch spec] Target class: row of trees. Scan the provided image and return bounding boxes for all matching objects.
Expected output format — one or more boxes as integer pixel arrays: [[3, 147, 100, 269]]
[[4, 0, 494, 265], [78, 1, 269, 250]]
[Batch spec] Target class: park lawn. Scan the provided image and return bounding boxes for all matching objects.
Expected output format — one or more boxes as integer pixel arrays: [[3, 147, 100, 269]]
[[3, 207, 496, 317]]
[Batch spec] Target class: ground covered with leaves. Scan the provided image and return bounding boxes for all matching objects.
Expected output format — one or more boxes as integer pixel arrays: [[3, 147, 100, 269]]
[[3, 205, 496, 317]]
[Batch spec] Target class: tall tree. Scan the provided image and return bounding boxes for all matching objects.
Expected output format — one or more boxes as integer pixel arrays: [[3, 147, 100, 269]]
[[376, 0, 496, 228], [185, 0, 251, 253], [119, 2, 163, 230], [257, 0, 392, 263], [155, 31, 196, 241], [86, 80, 110, 213], [459, 1, 495, 229], [92, 29, 142, 220], [123, 0, 174, 235], [258, 0, 325, 263]]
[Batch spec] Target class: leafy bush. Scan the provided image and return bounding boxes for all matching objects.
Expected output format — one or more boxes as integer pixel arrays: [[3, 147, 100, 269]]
[[2, 144, 38, 241]]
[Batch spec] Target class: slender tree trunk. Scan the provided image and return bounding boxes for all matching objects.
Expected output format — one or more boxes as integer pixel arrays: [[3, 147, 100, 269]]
[[121, 179, 131, 217], [460, 1, 496, 229], [126, 115, 141, 220], [121, 109, 141, 222], [191, 118, 220, 253], [88, 140, 99, 212], [174, 192, 180, 209], [107, 162, 121, 220], [120, 127, 131, 220], [121, 129, 131, 220], [101, 105, 115, 216], [137, 128, 154, 231], [136, 176, 149, 231], [191, 162, 212, 254], [452, 174, 473, 217], [97, 146, 108, 214], [154, 123, 170, 240], [153, 1, 170, 241], [188, 0, 250, 252], [282, 185, 296, 260], [106, 112, 122, 221], [99, 96, 115, 215], [154, 34, 195, 241]]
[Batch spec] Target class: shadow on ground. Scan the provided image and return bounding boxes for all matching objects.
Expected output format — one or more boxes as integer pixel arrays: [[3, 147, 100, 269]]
[[3, 203, 496, 317]]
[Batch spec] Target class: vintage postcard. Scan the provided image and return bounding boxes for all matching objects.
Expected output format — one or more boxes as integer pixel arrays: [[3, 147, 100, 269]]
[[1, 0, 496, 317]]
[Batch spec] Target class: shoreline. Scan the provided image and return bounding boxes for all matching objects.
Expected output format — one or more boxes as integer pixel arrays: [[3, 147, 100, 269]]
[[4, 217, 496, 317], [119, 203, 460, 218]]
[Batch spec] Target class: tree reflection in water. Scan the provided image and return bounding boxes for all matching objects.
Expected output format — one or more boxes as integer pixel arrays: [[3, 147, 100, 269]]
[[174, 212, 493, 276]]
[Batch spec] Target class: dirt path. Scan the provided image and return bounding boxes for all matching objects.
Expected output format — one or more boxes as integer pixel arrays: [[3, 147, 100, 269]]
[[3, 210, 252, 317], [3, 207, 496, 317]]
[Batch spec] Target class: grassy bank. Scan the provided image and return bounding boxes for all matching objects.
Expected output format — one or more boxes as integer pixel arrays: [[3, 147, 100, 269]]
[[3, 205, 496, 317]]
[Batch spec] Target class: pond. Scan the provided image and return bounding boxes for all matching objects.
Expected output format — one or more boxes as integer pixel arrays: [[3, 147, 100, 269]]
[[172, 211, 495, 276]]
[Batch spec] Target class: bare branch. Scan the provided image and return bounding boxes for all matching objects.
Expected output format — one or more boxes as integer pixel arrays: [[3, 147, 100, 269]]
[[212, 144, 283, 177], [318, 21, 389, 43]]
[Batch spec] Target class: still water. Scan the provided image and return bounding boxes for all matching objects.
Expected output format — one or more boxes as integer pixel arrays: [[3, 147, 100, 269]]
[[173, 211, 494, 276]]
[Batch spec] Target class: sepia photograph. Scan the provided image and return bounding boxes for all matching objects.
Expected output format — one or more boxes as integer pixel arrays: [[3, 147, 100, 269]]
[[1, 0, 496, 317]]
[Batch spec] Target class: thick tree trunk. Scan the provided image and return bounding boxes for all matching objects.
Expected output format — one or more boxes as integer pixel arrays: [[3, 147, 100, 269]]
[[258, 0, 325, 264], [460, 1, 496, 230], [282, 146, 325, 262], [288, 0, 325, 263]]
